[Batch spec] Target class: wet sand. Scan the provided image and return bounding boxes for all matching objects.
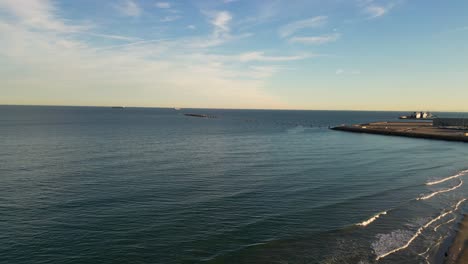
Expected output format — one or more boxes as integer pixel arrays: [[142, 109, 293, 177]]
[[445, 214, 468, 264]]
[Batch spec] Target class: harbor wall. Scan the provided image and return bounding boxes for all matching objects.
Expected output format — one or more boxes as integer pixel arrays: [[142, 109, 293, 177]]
[[433, 118, 468, 128]]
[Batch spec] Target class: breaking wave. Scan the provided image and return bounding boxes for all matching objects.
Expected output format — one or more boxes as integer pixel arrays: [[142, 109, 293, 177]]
[[417, 180, 463, 201], [433, 215, 457, 232], [426, 169, 468, 186], [356, 211, 387, 227], [374, 198, 467, 260]]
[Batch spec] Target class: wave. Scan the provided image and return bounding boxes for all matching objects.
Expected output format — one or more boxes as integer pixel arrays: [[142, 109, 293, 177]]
[[357, 211, 387, 227], [433, 215, 457, 232], [375, 198, 467, 261], [417, 234, 447, 264], [417, 180, 463, 201], [426, 169, 468, 186]]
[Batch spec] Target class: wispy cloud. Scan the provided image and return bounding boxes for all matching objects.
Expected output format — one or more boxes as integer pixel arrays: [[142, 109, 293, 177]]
[[93, 39, 170, 52], [85, 32, 141, 42], [0, 0, 87, 32], [115, 0, 141, 17], [0, 2, 289, 109], [160, 16, 181, 22], [237, 52, 308, 62], [364, 5, 388, 18], [279, 16, 328, 38], [155, 2, 171, 9], [211, 11, 232, 32], [290, 33, 341, 45], [237, 1, 281, 29], [190, 11, 236, 48], [359, 0, 395, 19], [336, 69, 361, 75]]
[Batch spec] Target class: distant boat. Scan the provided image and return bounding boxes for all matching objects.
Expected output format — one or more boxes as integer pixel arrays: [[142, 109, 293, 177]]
[[174, 107, 182, 111], [399, 111, 434, 120], [111, 106, 125, 109]]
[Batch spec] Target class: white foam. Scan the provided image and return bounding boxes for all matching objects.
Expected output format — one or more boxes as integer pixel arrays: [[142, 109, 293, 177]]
[[418, 235, 446, 264], [417, 180, 463, 201], [426, 169, 468, 186], [375, 198, 467, 261], [433, 215, 456, 232], [357, 211, 387, 227]]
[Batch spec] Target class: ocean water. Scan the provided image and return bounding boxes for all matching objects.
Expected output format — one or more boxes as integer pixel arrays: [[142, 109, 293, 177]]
[[0, 105, 467, 264]]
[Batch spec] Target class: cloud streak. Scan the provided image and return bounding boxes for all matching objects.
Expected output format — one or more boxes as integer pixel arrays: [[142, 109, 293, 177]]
[[290, 33, 341, 45], [115, 0, 141, 17], [359, 0, 395, 19], [279, 16, 328, 38], [237, 52, 308, 62], [155, 2, 171, 9]]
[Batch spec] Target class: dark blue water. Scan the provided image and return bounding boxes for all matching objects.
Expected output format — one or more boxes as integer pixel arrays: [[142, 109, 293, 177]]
[[1, 106, 467, 264]]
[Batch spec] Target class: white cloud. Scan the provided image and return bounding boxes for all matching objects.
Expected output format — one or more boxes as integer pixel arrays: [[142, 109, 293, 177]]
[[279, 16, 328, 38], [155, 2, 171, 9], [189, 11, 236, 48], [211, 11, 232, 32], [359, 0, 395, 19], [115, 0, 141, 17], [290, 33, 340, 45], [0, 0, 87, 32], [187, 25, 196, 30], [365, 5, 388, 18], [0, 4, 289, 109]]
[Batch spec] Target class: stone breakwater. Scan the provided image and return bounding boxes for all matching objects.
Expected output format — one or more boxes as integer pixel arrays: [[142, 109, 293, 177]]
[[331, 121, 468, 143]]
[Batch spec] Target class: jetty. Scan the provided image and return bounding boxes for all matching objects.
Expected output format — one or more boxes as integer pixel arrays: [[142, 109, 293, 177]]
[[331, 121, 468, 143], [184, 113, 217, 119]]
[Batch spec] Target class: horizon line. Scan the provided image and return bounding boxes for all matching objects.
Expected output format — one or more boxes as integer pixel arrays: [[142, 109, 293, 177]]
[[1, 104, 468, 113]]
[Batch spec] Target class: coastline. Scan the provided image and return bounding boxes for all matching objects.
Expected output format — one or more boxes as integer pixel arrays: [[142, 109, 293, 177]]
[[445, 214, 468, 264]]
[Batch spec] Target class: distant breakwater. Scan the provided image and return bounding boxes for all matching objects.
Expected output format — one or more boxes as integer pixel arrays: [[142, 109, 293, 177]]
[[184, 113, 217, 119], [331, 122, 468, 143]]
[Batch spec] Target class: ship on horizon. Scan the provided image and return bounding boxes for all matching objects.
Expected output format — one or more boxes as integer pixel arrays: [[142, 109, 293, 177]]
[[399, 111, 435, 120]]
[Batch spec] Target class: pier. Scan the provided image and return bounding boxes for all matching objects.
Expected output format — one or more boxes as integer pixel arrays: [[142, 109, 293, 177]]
[[331, 121, 468, 143]]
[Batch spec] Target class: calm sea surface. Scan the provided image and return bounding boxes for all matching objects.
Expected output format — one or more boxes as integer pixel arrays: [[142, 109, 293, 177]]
[[1, 106, 467, 264]]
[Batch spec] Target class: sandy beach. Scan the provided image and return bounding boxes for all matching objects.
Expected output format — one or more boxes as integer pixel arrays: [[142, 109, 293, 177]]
[[445, 214, 468, 264]]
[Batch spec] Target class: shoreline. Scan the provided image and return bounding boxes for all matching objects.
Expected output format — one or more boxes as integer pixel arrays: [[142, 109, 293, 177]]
[[444, 214, 468, 264]]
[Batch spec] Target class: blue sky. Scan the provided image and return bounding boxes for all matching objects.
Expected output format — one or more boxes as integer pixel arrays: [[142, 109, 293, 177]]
[[1, 0, 467, 110]]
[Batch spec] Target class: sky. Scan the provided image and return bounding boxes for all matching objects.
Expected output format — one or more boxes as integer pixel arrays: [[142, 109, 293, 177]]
[[0, 0, 467, 111]]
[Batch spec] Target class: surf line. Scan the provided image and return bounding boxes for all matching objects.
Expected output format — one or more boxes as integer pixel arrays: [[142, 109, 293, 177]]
[[357, 211, 388, 227], [417, 234, 447, 264], [375, 198, 467, 261], [434, 215, 457, 232], [417, 180, 463, 201], [426, 169, 468, 186]]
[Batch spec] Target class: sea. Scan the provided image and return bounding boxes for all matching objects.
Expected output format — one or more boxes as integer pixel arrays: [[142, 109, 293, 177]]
[[1, 105, 467, 264]]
